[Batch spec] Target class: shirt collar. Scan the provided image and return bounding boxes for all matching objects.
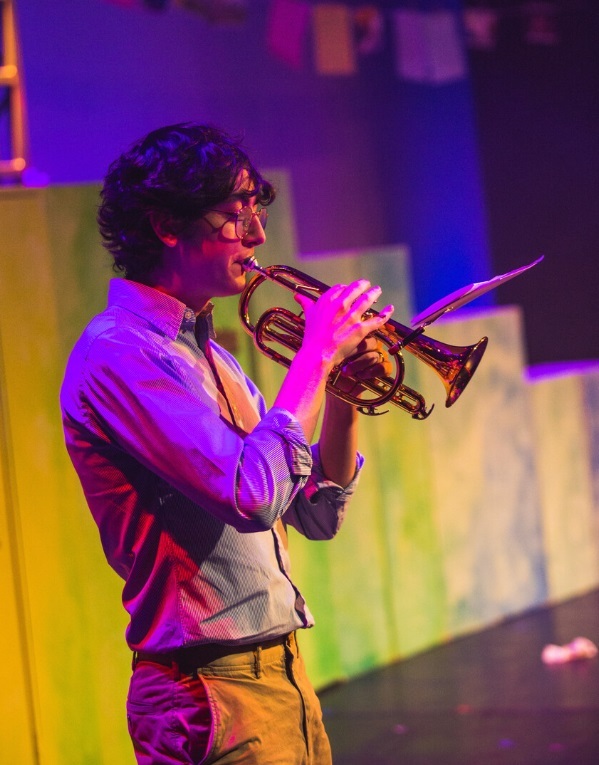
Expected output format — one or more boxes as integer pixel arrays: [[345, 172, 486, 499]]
[[107, 278, 192, 340]]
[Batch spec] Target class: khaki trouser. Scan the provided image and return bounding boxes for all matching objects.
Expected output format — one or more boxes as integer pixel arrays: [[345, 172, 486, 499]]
[[127, 632, 333, 764]]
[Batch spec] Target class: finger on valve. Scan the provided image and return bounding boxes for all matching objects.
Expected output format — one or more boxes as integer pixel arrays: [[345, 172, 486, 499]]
[[342, 337, 393, 380], [332, 338, 394, 400]]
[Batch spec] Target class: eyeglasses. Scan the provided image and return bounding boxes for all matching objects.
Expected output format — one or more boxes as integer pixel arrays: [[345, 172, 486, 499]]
[[204, 205, 268, 239]]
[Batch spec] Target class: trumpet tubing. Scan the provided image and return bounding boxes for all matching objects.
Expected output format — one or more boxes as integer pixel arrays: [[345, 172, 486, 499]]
[[239, 257, 488, 419]]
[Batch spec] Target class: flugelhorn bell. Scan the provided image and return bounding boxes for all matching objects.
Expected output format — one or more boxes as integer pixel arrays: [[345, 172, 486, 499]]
[[239, 256, 488, 419]]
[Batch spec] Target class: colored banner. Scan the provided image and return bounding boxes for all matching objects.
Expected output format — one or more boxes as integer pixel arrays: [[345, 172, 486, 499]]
[[266, 0, 312, 69], [393, 9, 467, 84], [313, 4, 357, 76]]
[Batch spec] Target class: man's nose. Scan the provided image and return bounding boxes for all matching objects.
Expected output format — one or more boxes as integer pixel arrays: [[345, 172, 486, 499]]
[[243, 214, 266, 246]]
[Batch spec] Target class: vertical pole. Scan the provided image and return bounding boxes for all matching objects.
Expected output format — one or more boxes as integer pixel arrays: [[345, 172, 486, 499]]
[[0, 0, 27, 177]]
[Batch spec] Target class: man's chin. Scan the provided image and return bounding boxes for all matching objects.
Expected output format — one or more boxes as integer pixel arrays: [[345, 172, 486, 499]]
[[217, 278, 246, 299]]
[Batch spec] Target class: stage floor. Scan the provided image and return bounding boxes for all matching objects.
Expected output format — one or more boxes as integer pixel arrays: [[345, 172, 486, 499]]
[[319, 589, 599, 764]]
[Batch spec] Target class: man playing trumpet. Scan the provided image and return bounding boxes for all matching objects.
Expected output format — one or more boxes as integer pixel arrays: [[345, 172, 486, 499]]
[[60, 123, 393, 764]]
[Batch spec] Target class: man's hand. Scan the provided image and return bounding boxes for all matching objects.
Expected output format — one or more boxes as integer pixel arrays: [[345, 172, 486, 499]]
[[334, 336, 393, 398], [294, 280, 394, 371], [274, 280, 393, 443]]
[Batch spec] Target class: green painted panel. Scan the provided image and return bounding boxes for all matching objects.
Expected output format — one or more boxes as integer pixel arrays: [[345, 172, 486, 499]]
[[2, 177, 593, 763], [423, 306, 548, 635], [530, 368, 599, 601]]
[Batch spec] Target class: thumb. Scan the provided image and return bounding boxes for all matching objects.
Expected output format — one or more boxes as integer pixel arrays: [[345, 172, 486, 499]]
[[293, 292, 313, 314]]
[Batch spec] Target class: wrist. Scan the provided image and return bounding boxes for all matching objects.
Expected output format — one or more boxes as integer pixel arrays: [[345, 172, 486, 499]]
[[292, 346, 336, 380], [325, 390, 360, 419]]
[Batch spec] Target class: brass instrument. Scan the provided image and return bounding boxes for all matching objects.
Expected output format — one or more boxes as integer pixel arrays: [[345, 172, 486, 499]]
[[239, 256, 488, 419]]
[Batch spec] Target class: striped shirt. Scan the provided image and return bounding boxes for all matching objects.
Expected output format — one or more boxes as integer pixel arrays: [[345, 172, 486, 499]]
[[60, 278, 362, 652]]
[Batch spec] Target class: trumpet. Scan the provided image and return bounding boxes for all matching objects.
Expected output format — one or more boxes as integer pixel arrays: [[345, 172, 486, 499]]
[[239, 256, 488, 419]]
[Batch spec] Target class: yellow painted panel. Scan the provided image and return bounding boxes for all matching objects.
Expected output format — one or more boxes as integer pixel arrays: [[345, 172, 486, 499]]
[[0, 337, 37, 763], [0, 187, 132, 764]]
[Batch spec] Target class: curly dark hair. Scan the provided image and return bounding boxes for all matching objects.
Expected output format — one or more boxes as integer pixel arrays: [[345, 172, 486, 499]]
[[97, 123, 275, 281]]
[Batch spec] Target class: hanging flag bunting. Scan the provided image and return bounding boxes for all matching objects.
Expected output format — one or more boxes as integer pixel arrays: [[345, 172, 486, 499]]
[[102, 0, 573, 70], [354, 6, 384, 56], [393, 9, 466, 84], [266, 0, 311, 69], [313, 4, 357, 76], [523, 1, 559, 46], [427, 10, 467, 82], [393, 10, 432, 83], [463, 7, 499, 51]]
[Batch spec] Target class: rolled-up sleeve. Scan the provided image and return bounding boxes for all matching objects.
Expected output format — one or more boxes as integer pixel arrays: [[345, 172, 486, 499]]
[[232, 408, 314, 530], [61, 285, 365, 538], [283, 443, 365, 540], [63, 325, 324, 533]]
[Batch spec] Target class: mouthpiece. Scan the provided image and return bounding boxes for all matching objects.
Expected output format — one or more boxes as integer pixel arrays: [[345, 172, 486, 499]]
[[242, 255, 261, 273]]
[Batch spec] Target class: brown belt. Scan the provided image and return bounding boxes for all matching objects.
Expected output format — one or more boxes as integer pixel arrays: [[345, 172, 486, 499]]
[[134, 633, 290, 674]]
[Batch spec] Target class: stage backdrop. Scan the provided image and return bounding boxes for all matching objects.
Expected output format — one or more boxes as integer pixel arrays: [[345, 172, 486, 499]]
[[1, 177, 598, 764]]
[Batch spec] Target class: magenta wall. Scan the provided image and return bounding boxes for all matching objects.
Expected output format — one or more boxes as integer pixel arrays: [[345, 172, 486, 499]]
[[16, 0, 493, 320], [16, 1, 597, 364]]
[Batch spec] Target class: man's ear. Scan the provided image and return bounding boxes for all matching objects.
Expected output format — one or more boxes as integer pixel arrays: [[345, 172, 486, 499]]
[[149, 212, 178, 248]]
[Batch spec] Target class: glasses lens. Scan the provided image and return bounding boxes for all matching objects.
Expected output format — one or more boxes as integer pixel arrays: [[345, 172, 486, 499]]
[[236, 206, 268, 238], [236, 207, 252, 238], [257, 207, 268, 230]]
